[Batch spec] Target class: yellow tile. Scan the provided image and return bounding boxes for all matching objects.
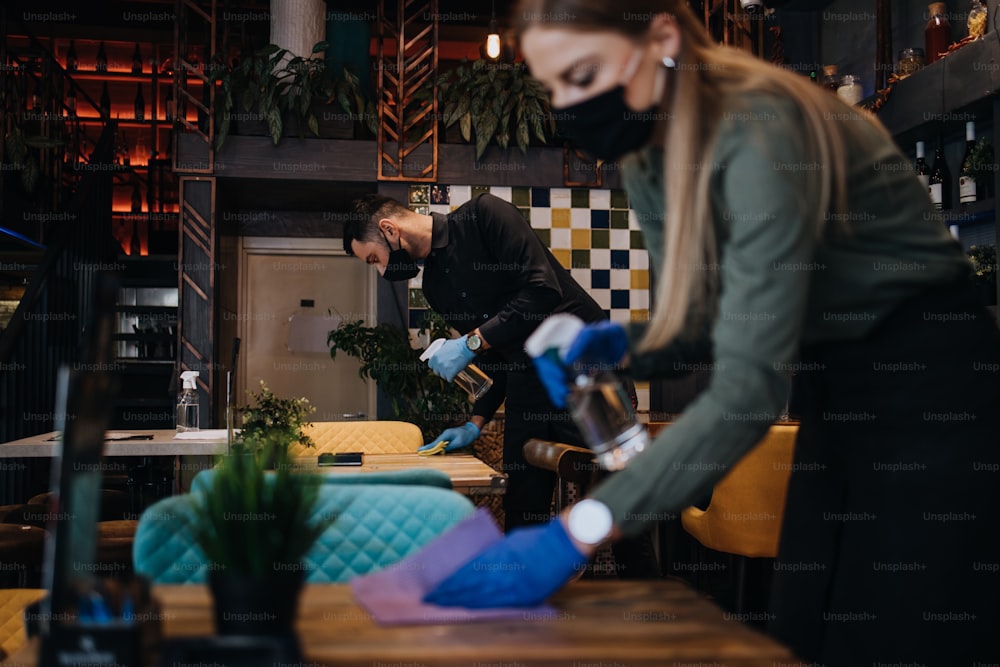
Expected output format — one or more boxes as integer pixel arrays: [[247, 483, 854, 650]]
[[551, 208, 571, 228], [571, 229, 591, 249], [630, 309, 650, 322], [630, 270, 649, 290], [552, 248, 572, 269]]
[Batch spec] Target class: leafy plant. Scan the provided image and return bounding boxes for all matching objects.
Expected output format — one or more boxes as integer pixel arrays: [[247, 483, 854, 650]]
[[327, 311, 471, 440], [967, 244, 997, 283], [211, 41, 377, 149], [963, 137, 995, 193], [238, 380, 316, 458], [188, 446, 330, 577], [435, 59, 556, 160]]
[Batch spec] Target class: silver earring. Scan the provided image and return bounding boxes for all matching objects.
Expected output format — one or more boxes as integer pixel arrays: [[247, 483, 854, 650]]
[[662, 56, 676, 69]]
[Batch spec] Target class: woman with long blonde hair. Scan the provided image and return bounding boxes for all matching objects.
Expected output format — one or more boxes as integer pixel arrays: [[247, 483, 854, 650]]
[[424, 2, 1000, 665]]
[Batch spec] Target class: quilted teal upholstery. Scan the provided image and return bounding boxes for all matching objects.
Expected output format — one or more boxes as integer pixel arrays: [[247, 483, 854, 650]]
[[188, 467, 452, 495], [133, 483, 473, 584]]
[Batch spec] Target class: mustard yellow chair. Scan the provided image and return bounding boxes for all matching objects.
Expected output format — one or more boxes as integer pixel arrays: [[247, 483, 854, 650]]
[[680, 423, 798, 611], [0, 588, 46, 660], [287, 420, 423, 457]]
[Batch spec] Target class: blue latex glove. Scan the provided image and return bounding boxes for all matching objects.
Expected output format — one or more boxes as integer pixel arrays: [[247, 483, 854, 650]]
[[418, 421, 481, 453], [423, 519, 588, 608], [427, 335, 477, 382], [564, 320, 628, 371], [532, 351, 573, 409]]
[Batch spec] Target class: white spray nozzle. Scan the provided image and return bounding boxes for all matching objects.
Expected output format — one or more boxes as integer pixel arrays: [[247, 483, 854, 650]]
[[180, 370, 199, 389], [419, 338, 447, 363], [524, 313, 586, 358]]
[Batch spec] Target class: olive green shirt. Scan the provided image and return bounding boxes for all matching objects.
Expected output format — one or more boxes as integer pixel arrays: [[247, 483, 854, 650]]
[[590, 92, 972, 536]]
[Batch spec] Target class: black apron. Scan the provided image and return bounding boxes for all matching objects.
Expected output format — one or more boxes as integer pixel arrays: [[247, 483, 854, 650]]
[[768, 279, 1000, 666]]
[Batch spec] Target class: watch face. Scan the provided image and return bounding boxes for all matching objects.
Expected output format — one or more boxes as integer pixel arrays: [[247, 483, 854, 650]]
[[466, 334, 482, 351]]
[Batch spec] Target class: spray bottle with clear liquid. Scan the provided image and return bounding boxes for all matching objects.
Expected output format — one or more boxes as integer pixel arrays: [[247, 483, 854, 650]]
[[526, 315, 648, 471], [176, 370, 200, 432], [420, 338, 494, 401]]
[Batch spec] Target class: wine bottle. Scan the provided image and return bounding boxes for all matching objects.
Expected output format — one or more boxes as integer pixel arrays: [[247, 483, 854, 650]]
[[96, 41, 108, 73], [915, 141, 930, 189], [132, 43, 143, 74], [929, 143, 951, 211], [134, 83, 145, 121], [99, 81, 111, 118], [131, 180, 143, 213], [66, 40, 78, 71], [959, 121, 980, 205]]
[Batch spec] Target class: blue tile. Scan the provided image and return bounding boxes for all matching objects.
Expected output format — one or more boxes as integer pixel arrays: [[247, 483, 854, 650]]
[[611, 290, 630, 309], [409, 308, 428, 329], [530, 187, 550, 207], [590, 210, 609, 229], [591, 270, 610, 289], [611, 250, 630, 269]]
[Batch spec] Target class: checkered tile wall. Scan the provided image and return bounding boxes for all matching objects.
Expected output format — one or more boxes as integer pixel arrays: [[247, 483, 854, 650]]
[[405, 184, 650, 328]]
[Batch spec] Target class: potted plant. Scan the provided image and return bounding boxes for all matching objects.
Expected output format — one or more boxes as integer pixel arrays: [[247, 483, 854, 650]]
[[968, 244, 997, 306], [212, 42, 378, 149], [434, 59, 556, 160], [186, 385, 330, 636], [328, 312, 471, 441]]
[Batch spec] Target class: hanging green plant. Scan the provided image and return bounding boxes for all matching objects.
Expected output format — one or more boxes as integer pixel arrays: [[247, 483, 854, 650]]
[[435, 59, 556, 160]]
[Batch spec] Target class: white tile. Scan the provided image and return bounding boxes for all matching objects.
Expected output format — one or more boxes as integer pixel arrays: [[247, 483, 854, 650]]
[[550, 188, 571, 208], [632, 290, 650, 310], [490, 186, 512, 202], [570, 209, 591, 229], [590, 288, 611, 310], [628, 209, 642, 230], [610, 229, 631, 248], [408, 268, 423, 289], [590, 189, 611, 209], [570, 268, 591, 288], [610, 270, 630, 290], [530, 207, 552, 228], [630, 249, 649, 270], [634, 385, 650, 412], [590, 249, 611, 269], [450, 186, 471, 205], [550, 228, 571, 249], [609, 309, 631, 325]]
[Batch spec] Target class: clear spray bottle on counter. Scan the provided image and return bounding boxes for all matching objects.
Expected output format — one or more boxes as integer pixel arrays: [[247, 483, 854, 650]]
[[176, 370, 200, 432], [526, 314, 648, 471]]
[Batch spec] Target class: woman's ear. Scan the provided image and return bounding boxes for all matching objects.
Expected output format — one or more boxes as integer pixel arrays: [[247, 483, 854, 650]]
[[648, 13, 681, 64]]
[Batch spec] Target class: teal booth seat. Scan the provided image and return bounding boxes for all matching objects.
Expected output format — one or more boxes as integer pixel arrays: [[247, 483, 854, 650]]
[[188, 467, 453, 495], [133, 482, 474, 584]]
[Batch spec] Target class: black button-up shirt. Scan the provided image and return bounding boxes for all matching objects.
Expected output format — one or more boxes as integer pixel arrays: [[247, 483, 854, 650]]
[[421, 194, 605, 419]]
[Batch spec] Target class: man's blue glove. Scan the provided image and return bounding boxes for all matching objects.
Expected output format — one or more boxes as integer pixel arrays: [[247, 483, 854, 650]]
[[564, 320, 628, 371], [427, 335, 477, 382], [423, 518, 588, 608], [418, 421, 480, 454]]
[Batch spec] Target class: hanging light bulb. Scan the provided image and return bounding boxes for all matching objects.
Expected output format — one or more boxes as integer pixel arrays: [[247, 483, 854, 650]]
[[484, 1, 501, 61]]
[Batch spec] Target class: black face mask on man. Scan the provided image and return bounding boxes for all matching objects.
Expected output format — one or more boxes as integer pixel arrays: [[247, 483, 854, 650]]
[[554, 49, 667, 162], [380, 230, 420, 282]]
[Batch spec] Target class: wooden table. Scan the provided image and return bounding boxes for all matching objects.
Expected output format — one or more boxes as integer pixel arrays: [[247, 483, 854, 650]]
[[293, 452, 506, 496], [3, 582, 803, 667], [0, 430, 228, 458]]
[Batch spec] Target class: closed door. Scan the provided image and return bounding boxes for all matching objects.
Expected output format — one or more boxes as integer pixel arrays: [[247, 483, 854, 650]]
[[241, 239, 375, 421]]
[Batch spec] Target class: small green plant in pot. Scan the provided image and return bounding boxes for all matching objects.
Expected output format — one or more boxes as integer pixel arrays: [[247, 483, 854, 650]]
[[967, 244, 997, 306], [236, 380, 316, 462], [188, 385, 330, 636]]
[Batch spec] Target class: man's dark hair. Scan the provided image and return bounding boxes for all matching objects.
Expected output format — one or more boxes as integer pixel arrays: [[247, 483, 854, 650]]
[[343, 194, 411, 255]]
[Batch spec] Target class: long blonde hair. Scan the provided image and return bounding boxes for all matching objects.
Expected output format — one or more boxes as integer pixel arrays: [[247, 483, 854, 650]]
[[515, 0, 885, 351]]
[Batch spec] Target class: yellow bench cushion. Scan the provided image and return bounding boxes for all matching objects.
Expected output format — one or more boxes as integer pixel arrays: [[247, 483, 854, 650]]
[[289, 420, 423, 456], [0, 588, 46, 658]]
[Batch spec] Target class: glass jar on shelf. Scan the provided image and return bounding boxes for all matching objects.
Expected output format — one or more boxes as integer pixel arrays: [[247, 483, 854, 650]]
[[897, 47, 925, 79], [968, 0, 987, 39], [836, 75, 864, 105], [925, 2, 952, 64], [822, 64, 840, 92]]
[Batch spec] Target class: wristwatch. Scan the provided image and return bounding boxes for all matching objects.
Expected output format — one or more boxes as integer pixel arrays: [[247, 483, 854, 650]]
[[567, 499, 614, 546], [465, 332, 483, 353]]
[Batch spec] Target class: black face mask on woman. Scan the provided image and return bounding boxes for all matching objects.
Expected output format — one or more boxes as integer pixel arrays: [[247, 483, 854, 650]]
[[554, 49, 663, 162], [380, 231, 420, 282]]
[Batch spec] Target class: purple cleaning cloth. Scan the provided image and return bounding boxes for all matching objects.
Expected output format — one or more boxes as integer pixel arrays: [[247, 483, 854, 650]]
[[350, 508, 558, 625]]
